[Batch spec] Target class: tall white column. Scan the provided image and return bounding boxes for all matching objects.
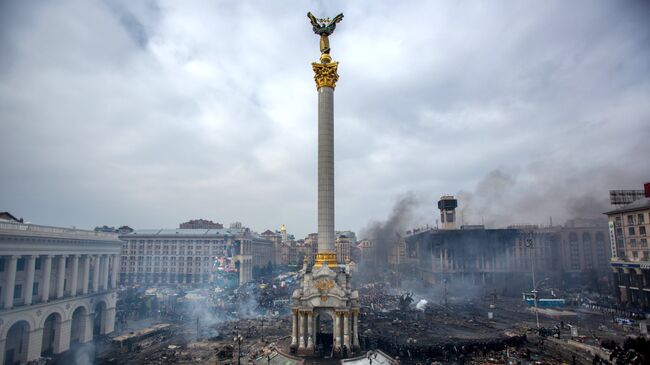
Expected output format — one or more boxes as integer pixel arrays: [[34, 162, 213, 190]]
[[82, 255, 90, 294], [56, 255, 66, 298], [92, 255, 100, 293], [3, 255, 19, 309], [291, 309, 298, 347], [24, 255, 36, 305], [70, 255, 79, 297], [111, 254, 119, 289], [41, 255, 52, 302], [353, 311, 359, 348], [307, 312, 314, 349], [317, 86, 335, 254], [298, 312, 305, 349], [101, 255, 109, 290], [334, 311, 341, 351], [343, 312, 350, 350]]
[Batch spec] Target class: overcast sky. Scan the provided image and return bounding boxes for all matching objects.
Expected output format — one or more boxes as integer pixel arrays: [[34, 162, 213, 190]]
[[1, 1, 649, 237]]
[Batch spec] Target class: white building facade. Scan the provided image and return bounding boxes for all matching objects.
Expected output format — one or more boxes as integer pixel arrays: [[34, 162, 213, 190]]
[[0, 220, 121, 364], [118, 228, 274, 286]]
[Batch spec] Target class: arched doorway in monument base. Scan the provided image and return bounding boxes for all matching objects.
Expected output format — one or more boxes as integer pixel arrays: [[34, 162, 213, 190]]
[[5, 320, 30, 365], [41, 312, 63, 357], [314, 309, 334, 356]]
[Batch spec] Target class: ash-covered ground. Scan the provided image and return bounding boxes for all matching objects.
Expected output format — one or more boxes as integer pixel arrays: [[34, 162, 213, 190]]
[[52, 277, 650, 365]]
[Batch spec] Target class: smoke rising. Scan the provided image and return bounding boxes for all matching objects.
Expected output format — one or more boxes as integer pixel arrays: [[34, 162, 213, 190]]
[[358, 193, 419, 281], [457, 164, 648, 228]]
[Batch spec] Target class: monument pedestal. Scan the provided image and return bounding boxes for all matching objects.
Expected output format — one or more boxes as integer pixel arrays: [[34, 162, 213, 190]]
[[291, 263, 359, 357]]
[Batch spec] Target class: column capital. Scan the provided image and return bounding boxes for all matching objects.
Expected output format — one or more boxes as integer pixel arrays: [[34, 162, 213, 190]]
[[312, 61, 339, 89], [9, 255, 21, 259]]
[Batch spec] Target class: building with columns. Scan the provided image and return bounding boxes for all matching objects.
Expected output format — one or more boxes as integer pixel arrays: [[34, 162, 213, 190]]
[[118, 227, 273, 286], [0, 219, 121, 364]]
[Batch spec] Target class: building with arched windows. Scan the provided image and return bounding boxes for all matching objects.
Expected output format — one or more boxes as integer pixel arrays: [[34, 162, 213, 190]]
[[0, 218, 121, 364]]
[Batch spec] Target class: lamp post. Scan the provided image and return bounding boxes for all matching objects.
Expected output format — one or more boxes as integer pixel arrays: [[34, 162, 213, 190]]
[[525, 235, 540, 329], [234, 333, 243, 365]]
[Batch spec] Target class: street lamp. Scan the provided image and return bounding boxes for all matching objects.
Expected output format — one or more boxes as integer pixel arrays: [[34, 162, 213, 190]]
[[234, 333, 244, 365], [525, 236, 540, 330]]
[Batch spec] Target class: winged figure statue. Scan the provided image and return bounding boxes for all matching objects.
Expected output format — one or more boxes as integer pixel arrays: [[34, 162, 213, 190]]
[[307, 12, 344, 55]]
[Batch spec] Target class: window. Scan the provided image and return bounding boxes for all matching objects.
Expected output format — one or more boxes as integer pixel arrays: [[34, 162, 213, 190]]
[[644, 251, 650, 260], [629, 227, 636, 236], [632, 251, 638, 259], [627, 215, 635, 225], [638, 213, 646, 224], [13, 284, 22, 299], [631, 239, 637, 247], [32, 282, 39, 295], [641, 239, 648, 248], [640, 226, 646, 236], [0, 258, 5, 272], [35, 258, 41, 270], [16, 258, 25, 271]]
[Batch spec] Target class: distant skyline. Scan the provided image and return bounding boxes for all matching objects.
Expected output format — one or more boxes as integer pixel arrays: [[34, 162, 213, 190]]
[[1, 1, 649, 238]]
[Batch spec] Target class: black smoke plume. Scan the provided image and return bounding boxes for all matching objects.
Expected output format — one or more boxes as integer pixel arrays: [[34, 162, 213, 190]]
[[357, 193, 418, 281]]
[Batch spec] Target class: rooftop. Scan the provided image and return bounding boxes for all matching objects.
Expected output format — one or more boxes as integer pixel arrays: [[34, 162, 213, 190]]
[[121, 228, 271, 242], [0, 220, 119, 241], [604, 197, 650, 215]]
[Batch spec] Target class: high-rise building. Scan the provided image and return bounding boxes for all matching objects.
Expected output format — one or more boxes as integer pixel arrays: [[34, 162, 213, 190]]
[[335, 231, 357, 263], [605, 182, 650, 309]]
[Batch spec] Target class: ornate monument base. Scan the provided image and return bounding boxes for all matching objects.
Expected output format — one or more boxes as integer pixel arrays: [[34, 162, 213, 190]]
[[291, 262, 359, 357]]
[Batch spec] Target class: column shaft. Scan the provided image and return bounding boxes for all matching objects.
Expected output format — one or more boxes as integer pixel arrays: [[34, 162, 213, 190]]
[[317, 86, 335, 253], [82, 255, 90, 294], [291, 311, 298, 347], [3, 256, 18, 309], [111, 254, 119, 289], [353, 312, 359, 348], [70, 255, 79, 296], [24, 256, 36, 305], [298, 312, 305, 348], [56, 256, 66, 298], [334, 312, 341, 351], [307, 312, 314, 349], [92, 255, 100, 292], [41, 256, 52, 302], [101, 255, 109, 290], [343, 312, 350, 350]]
